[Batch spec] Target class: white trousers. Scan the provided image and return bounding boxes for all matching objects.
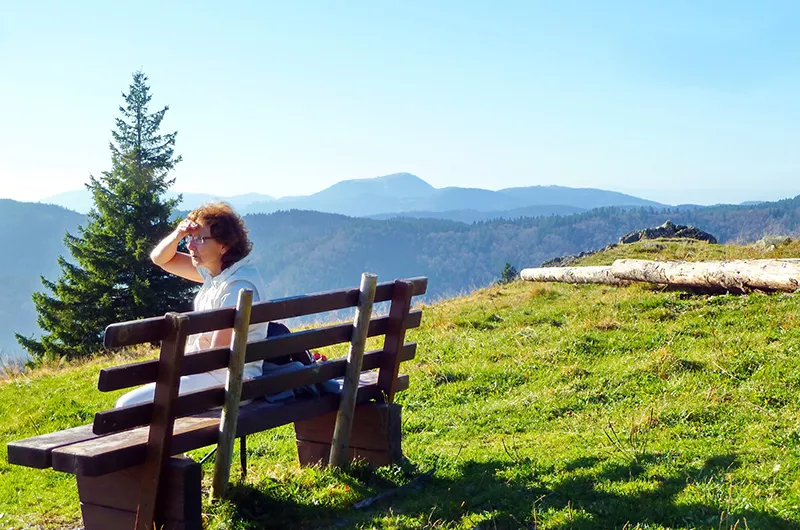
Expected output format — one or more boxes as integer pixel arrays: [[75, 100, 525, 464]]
[[114, 371, 227, 408]]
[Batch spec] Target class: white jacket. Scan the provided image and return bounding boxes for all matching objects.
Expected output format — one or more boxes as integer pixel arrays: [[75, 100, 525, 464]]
[[189, 256, 267, 381]]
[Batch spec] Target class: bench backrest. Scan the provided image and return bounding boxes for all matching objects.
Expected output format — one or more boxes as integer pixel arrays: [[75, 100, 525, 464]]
[[91, 277, 427, 437]]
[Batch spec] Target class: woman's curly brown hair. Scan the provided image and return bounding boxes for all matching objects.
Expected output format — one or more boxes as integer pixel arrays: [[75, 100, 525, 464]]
[[187, 202, 253, 271]]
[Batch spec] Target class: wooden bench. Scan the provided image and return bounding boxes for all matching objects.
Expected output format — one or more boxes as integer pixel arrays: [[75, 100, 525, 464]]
[[7, 277, 427, 530]]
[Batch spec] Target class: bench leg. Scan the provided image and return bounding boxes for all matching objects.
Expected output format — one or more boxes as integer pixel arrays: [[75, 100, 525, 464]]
[[294, 402, 402, 467], [76, 456, 202, 530]]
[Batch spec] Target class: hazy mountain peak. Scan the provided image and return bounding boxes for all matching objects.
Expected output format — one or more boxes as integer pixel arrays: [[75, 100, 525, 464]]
[[313, 172, 435, 200], [496, 185, 663, 208]]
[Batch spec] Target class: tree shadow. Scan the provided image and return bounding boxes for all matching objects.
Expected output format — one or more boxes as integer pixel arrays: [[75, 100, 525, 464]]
[[218, 452, 799, 529], [218, 481, 335, 529]]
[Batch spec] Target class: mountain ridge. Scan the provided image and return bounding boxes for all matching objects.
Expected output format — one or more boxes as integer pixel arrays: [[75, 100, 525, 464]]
[[6, 193, 798, 361], [40, 172, 664, 216]]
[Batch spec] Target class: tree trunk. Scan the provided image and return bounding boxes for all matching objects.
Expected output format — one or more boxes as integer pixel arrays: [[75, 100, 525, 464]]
[[610, 259, 800, 293], [520, 266, 629, 285]]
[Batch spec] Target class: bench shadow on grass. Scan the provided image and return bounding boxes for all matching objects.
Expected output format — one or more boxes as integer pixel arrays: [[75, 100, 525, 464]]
[[219, 453, 800, 530]]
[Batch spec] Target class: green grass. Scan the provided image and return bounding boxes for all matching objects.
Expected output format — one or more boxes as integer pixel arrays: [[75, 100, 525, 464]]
[[3, 240, 800, 529]]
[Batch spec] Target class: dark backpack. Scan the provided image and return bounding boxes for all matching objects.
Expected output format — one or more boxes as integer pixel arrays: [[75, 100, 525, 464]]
[[258, 322, 334, 401], [265, 321, 315, 366]]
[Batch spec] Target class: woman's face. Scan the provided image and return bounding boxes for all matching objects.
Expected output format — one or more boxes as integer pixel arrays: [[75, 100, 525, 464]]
[[186, 223, 227, 273]]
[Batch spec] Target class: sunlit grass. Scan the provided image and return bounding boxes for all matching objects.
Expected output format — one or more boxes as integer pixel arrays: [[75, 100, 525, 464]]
[[2, 240, 800, 529]]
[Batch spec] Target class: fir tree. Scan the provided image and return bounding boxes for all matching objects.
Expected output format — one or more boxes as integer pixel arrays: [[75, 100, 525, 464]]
[[17, 71, 195, 360], [499, 262, 518, 284]]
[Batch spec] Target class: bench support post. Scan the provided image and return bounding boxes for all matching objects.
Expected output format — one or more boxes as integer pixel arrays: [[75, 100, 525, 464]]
[[295, 402, 402, 467], [377, 280, 414, 403], [329, 272, 378, 467], [212, 288, 254, 498], [136, 312, 189, 530], [77, 456, 202, 530]]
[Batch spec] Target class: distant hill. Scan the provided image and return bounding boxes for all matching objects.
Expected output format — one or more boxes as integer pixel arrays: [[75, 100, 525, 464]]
[[0, 200, 84, 360], [495, 185, 662, 208], [243, 196, 800, 301], [7, 194, 799, 362], [241, 173, 665, 216], [42, 172, 663, 217], [41, 190, 274, 214], [368, 205, 587, 223], [306, 172, 436, 200]]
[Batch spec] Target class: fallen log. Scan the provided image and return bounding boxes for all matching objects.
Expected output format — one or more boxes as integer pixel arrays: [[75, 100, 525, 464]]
[[520, 259, 800, 293], [610, 259, 800, 293], [520, 266, 630, 285]]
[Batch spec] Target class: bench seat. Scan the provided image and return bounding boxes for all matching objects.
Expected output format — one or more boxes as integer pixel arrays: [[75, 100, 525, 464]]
[[8, 277, 426, 530], [8, 371, 408, 477]]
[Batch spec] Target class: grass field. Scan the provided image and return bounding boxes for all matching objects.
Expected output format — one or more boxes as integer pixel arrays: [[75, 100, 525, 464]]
[[2, 239, 800, 529]]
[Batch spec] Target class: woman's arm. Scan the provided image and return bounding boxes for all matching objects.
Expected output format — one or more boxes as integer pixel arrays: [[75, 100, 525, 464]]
[[150, 219, 204, 283], [210, 328, 234, 350]]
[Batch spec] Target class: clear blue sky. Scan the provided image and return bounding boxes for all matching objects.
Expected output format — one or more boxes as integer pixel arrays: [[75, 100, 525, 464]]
[[2, 1, 798, 205]]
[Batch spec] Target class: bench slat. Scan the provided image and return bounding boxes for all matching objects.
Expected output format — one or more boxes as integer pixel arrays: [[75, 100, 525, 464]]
[[7, 424, 98, 469], [98, 309, 422, 392], [93, 344, 416, 435], [104, 278, 427, 348], [52, 373, 408, 476], [243, 343, 415, 401]]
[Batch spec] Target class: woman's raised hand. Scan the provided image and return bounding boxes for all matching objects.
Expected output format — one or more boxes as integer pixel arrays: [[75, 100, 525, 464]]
[[151, 218, 205, 282], [176, 219, 200, 238]]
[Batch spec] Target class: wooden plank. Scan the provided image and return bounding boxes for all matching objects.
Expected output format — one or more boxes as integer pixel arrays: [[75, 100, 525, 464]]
[[80, 503, 192, 530], [296, 439, 332, 467], [52, 374, 409, 476], [77, 457, 201, 525], [296, 402, 402, 452], [94, 387, 225, 435], [97, 309, 422, 392], [296, 442, 394, 468], [377, 281, 414, 403], [94, 343, 416, 434], [53, 414, 221, 476], [104, 309, 235, 350], [136, 312, 189, 530], [7, 424, 97, 469], [212, 288, 253, 498], [103, 315, 168, 350], [249, 277, 426, 325], [245, 310, 420, 364], [80, 503, 137, 530], [242, 343, 416, 401], [98, 347, 229, 392], [330, 273, 378, 467], [237, 373, 409, 438], [104, 277, 428, 347]]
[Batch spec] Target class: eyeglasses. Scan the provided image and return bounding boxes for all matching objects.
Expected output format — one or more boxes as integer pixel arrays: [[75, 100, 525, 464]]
[[185, 235, 215, 245]]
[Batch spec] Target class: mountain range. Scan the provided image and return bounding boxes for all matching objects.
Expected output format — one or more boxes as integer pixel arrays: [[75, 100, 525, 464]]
[[4, 190, 800, 362], [41, 173, 664, 219], [40, 189, 275, 216], [0, 200, 84, 362]]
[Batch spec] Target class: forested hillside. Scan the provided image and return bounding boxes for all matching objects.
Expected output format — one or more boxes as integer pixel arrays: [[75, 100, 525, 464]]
[[4, 195, 799, 360], [4, 239, 800, 529], [0, 201, 84, 359], [246, 196, 800, 300]]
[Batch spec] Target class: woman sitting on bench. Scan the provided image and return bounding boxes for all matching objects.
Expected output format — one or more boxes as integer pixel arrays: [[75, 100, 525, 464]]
[[115, 202, 267, 407]]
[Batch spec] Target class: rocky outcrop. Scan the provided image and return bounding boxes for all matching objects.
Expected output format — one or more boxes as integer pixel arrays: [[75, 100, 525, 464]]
[[618, 220, 717, 244], [754, 235, 792, 250], [540, 246, 614, 268], [540, 221, 717, 267]]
